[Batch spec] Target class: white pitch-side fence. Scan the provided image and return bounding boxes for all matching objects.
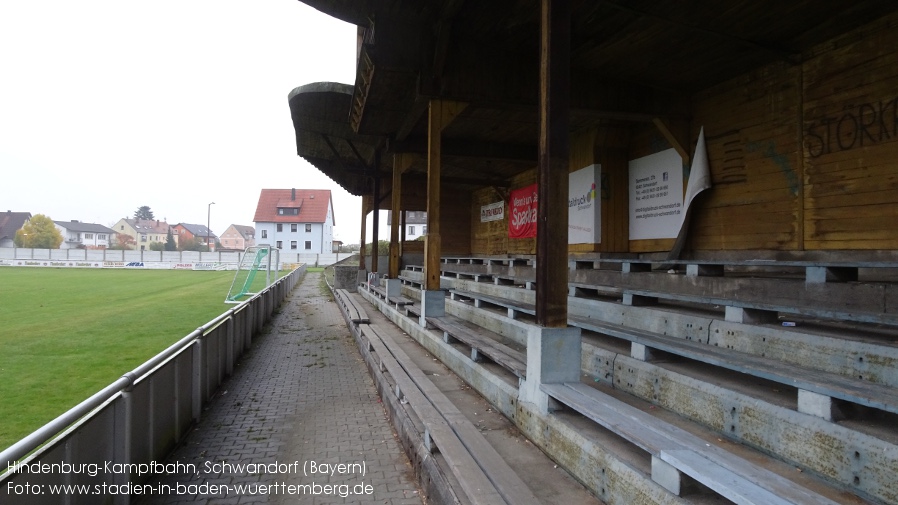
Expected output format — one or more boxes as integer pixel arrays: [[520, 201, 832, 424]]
[[0, 265, 306, 504], [0, 248, 355, 268]]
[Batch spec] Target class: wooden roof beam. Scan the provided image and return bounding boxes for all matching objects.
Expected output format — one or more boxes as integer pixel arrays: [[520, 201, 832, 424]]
[[388, 137, 537, 163]]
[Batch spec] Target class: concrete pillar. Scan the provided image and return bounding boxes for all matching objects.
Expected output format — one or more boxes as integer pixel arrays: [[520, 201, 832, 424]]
[[798, 389, 841, 421], [419, 289, 445, 327], [623, 293, 657, 306], [519, 326, 581, 413], [806, 266, 858, 284], [725, 306, 778, 324], [385, 278, 401, 298], [631, 342, 654, 361], [651, 456, 682, 495]]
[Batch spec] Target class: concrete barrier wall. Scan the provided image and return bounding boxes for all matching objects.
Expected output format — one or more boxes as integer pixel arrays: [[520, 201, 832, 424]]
[[0, 248, 354, 267]]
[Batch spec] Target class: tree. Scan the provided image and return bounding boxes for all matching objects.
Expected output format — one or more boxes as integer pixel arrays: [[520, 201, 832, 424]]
[[109, 233, 136, 250], [363, 240, 391, 255], [134, 206, 155, 220], [178, 237, 208, 252], [14, 214, 63, 249], [149, 241, 165, 251], [165, 229, 176, 251]]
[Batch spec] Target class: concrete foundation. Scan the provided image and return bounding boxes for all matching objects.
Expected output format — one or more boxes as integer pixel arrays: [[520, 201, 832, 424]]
[[385, 278, 402, 298], [798, 389, 840, 421], [419, 289, 445, 326], [519, 326, 581, 413], [651, 456, 682, 495], [724, 306, 778, 324]]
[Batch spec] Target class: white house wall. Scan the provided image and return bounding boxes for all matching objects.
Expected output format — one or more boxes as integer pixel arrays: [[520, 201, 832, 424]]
[[255, 222, 328, 254]]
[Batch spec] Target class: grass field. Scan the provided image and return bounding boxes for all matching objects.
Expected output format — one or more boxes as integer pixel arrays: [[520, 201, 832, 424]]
[[0, 267, 244, 450]]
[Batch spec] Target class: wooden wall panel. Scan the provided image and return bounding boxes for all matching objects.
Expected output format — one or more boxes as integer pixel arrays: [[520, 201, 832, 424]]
[[442, 185, 472, 255], [688, 60, 803, 251], [596, 126, 632, 252], [470, 186, 509, 255], [461, 12, 898, 256], [802, 13, 898, 250]]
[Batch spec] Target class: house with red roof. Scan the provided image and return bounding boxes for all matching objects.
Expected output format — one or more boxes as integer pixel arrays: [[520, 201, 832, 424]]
[[172, 223, 218, 251], [253, 189, 334, 254]]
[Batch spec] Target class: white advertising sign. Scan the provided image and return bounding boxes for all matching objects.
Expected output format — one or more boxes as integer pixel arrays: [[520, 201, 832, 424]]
[[629, 148, 683, 240], [480, 201, 505, 222], [568, 164, 601, 244]]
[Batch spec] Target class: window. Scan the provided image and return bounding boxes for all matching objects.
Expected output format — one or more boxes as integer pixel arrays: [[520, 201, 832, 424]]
[[305, 224, 312, 232], [408, 226, 415, 235], [291, 241, 297, 249], [276, 241, 283, 249], [98, 234, 106, 240], [261, 230, 268, 239], [304, 241, 312, 250], [276, 224, 283, 232], [291, 224, 297, 232], [278, 209, 284, 215], [84, 233, 94, 239]]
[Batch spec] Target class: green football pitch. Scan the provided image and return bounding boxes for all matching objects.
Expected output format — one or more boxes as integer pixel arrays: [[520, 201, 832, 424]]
[[0, 267, 242, 451]]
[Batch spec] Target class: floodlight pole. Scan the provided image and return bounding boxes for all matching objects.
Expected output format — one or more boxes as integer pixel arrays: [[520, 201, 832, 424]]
[[207, 202, 215, 253]]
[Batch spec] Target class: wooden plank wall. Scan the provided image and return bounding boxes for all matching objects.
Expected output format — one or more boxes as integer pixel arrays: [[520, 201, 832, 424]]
[[802, 14, 898, 250], [690, 62, 803, 251], [467, 11, 898, 255], [442, 185, 473, 255], [471, 185, 510, 255]]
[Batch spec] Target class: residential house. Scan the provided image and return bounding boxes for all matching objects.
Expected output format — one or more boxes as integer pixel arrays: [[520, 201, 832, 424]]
[[173, 223, 218, 251], [0, 211, 31, 247], [54, 220, 115, 249], [219, 224, 255, 251], [253, 188, 334, 254], [112, 218, 172, 251], [386, 210, 427, 240]]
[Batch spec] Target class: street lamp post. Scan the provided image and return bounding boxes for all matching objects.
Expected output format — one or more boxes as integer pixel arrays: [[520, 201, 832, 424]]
[[207, 202, 215, 253]]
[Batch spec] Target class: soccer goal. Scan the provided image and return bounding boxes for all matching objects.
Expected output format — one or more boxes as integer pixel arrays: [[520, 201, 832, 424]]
[[225, 245, 279, 303]]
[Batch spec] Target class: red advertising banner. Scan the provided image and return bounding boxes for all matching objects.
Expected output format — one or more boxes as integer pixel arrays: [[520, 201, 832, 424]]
[[509, 183, 538, 238]]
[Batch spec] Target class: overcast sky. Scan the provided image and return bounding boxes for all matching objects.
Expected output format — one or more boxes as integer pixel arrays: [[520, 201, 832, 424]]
[[0, 0, 380, 244]]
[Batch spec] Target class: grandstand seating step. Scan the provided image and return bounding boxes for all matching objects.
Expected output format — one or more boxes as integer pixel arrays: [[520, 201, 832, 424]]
[[541, 381, 839, 505], [426, 315, 527, 379], [569, 314, 898, 415], [363, 324, 540, 505]]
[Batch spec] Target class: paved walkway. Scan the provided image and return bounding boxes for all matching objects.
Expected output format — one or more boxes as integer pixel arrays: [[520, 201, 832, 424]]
[[138, 272, 423, 505]]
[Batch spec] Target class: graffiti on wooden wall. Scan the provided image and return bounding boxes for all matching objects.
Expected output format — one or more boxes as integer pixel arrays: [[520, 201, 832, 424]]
[[805, 98, 898, 157]]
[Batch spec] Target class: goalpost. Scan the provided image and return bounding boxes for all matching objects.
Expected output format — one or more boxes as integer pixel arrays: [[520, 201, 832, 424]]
[[225, 245, 279, 303]]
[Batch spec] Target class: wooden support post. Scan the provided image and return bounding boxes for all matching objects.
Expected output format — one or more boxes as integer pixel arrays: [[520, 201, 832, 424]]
[[425, 101, 443, 291], [424, 99, 467, 291], [358, 195, 368, 282], [536, 0, 570, 328], [372, 152, 381, 276], [390, 154, 414, 279]]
